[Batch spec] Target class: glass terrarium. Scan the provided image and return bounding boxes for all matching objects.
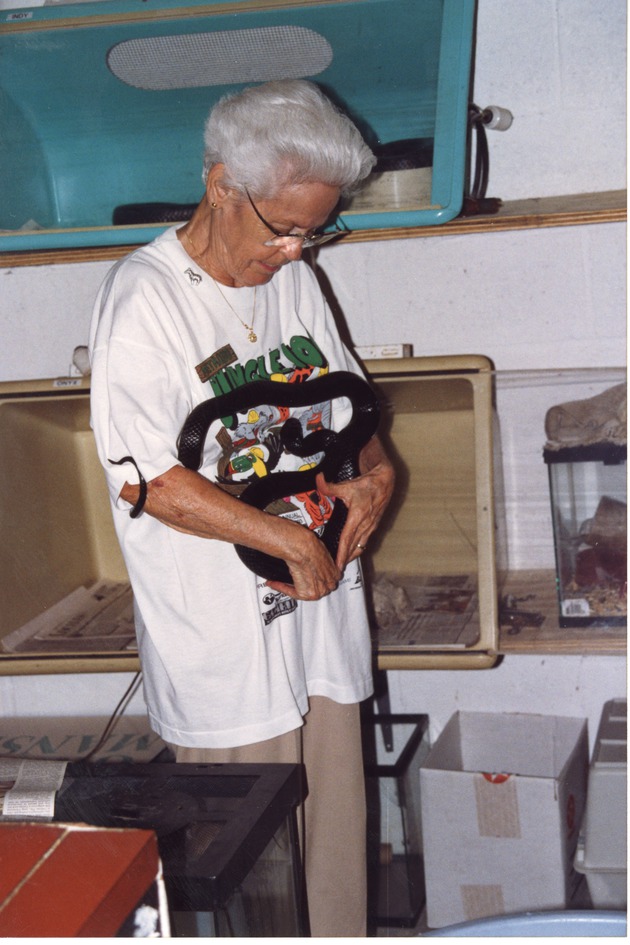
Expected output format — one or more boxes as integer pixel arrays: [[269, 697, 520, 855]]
[[54, 761, 307, 937], [362, 713, 430, 930], [544, 442, 627, 627]]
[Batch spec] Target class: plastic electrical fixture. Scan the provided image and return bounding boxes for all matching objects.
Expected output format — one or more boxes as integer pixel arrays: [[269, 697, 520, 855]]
[[481, 105, 513, 131]]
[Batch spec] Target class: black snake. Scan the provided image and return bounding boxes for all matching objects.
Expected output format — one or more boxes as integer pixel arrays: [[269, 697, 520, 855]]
[[177, 371, 380, 583]]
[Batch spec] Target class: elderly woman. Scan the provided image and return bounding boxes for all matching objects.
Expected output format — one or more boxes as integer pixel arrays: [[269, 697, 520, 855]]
[[89, 79, 394, 936]]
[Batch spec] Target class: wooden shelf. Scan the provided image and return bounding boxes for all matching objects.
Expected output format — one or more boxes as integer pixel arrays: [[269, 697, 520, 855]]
[[346, 189, 627, 243], [499, 569, 626, 656], [0, 190, 625, 268]]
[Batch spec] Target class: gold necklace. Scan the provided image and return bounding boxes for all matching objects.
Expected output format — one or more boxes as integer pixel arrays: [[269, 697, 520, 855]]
[[212, 280, 258, 344], [183, 228, 258, 343]]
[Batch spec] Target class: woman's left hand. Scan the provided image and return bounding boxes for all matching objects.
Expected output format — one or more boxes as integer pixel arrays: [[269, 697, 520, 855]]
[[315, 435, 395, 573]]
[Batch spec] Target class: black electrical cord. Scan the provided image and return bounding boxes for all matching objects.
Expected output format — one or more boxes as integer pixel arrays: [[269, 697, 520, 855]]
[[0, 672, 144, 763], [461, 103, 505, 217], [80, 671, 143, 762], [467, 104, 490, 200]]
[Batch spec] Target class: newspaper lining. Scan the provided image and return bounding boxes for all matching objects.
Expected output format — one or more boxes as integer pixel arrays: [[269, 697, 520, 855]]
[[2, 580, 136, 653], [371, 572, 480, 649], [0, 759, 67, 821], [3, 572, 480, 656]]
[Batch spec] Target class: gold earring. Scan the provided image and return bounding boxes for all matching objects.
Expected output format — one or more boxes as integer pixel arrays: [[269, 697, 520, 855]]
[[211, 201, 218, 209]]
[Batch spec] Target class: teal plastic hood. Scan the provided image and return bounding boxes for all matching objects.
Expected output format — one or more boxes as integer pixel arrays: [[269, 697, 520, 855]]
[[0, 0, 475, 252]]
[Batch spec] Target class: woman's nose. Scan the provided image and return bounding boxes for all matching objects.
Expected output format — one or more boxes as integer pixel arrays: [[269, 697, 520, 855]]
[[280, 240, 304, 261]]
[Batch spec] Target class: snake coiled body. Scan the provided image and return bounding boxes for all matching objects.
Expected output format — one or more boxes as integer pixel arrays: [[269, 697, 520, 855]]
[[177, 371, 380, 583]]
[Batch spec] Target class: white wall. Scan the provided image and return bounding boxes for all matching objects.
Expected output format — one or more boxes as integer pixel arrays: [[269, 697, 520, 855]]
[[0, 0, 626, 745], [472, 0, 626, 202], [315, 223, 625, 372], [0, 0, 626, 381]]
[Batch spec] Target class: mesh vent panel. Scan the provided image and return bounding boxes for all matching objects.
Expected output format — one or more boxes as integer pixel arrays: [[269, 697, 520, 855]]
[[107, 26, 333, 90]]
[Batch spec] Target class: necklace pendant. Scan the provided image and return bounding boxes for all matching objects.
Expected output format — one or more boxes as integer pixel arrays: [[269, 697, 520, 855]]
[[248, 329, 257, 343]]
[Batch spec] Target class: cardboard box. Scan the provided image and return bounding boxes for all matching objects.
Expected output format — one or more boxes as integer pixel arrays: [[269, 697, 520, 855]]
[[419, 711, 589, 928]]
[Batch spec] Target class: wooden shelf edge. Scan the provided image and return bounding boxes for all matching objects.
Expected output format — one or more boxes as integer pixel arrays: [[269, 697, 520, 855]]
[[499, 634, 627, 657], [0, 654, 141, 675], [0, 191, 625, 268], [498, 568, 626, 657]]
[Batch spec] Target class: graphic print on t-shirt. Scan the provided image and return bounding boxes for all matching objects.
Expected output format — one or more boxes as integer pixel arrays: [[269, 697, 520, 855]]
[[202, 333, 336, 535]]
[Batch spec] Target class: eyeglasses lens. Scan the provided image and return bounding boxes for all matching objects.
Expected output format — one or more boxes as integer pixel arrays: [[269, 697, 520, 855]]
[[264, 230, 343, 249]]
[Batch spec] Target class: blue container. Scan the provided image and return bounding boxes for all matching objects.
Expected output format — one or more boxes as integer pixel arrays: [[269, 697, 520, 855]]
[[424, 909, 627, 937], [0, 0, 475, 251]]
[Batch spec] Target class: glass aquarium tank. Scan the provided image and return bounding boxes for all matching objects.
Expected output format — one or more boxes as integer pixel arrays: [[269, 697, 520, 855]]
[[362, 712, 430, 931], [55, 760, 307, 937], [544, 441, 626, 628]]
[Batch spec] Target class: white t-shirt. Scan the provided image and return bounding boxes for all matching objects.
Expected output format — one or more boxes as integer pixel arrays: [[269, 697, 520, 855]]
[[88, 226, 374, 748]]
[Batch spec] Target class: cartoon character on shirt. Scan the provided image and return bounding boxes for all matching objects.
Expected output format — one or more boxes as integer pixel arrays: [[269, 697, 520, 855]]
[[215, 361, 335, 531]]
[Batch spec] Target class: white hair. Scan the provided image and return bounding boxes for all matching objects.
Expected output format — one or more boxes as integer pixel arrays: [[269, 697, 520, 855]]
[[202, 79, 375, 198]]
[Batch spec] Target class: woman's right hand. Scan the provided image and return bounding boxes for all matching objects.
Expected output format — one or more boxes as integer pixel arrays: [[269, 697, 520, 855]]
[[265, 526, 342, 601]]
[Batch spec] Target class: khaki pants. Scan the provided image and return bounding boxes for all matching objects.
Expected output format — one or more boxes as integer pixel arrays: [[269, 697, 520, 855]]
[[174, 696, 367, 937]]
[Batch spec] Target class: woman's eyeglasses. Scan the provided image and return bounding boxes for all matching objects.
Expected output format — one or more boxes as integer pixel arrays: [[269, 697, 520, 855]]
[[245, 189, 348, 249]]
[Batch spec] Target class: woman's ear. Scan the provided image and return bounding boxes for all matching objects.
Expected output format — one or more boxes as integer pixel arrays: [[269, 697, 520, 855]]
[[205, 163, 231, 207]]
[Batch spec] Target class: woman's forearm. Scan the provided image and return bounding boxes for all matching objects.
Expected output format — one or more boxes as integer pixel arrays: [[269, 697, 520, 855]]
[[121, 463, 341, 600], [120, 464, 309, 561]]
